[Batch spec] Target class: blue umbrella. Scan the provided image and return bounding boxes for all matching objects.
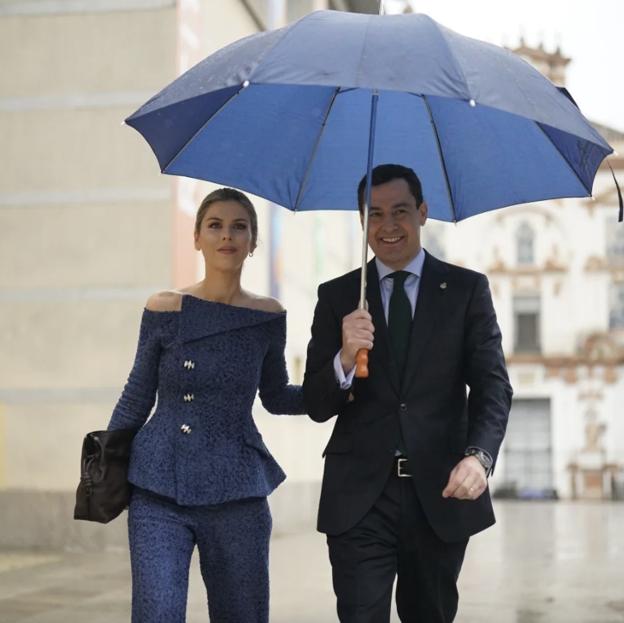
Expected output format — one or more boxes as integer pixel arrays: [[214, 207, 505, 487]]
[[125, 9, 619, 375], [126, 10, 615, 221]]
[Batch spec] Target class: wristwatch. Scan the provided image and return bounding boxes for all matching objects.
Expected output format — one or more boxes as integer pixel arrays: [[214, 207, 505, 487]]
[[464, 447, 493, 475]]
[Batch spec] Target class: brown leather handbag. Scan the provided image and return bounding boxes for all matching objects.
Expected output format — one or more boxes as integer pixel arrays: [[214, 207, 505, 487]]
[[74, 429, 136, 523]]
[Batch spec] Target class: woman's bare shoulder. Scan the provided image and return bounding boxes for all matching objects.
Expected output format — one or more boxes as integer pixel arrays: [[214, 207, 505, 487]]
[[243, 292, 285, 313], [145, 291, 183, 312]]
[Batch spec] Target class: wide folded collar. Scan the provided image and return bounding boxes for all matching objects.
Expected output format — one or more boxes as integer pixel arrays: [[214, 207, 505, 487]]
[[179, 295, 285, 343]]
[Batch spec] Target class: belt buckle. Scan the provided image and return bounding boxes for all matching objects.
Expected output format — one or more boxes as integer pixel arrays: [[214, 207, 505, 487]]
[[397, 457, 411, 478]]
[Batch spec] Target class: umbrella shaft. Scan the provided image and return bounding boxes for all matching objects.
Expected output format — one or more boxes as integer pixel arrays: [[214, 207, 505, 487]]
[[359, 208, 369, 309], [360, 90, 379, 309]]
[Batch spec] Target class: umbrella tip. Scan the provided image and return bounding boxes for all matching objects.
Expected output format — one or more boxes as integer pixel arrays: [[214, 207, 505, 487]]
[[242, 80, 250, 88], [469, 99, 476, 107]]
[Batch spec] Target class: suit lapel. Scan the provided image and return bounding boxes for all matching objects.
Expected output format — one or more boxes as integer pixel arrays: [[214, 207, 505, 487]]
[[402, 253, 448, 390]]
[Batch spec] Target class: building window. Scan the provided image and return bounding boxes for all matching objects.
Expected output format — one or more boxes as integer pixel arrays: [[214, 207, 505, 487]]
[[610, 282, 624, 329], [514, 295, 541, 353], [606, 222, 624, 264], [516, 221, 535, 265], [498, 398, 554, 499]]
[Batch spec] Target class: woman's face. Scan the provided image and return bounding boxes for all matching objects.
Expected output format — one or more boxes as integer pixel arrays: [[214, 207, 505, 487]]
[[194, 200, 255, 270]]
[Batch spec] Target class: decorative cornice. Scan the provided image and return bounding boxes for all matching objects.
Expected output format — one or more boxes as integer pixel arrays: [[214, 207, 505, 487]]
[[489, 257, 622, 276], [488, 263, 566, 276], [510, 355, 621, 385], [509, 353, 624, 369], [508, 332, 624, 384], [511, 42, 571, 66], [585, 256, 609, 272], [584, 258, 624, 277]]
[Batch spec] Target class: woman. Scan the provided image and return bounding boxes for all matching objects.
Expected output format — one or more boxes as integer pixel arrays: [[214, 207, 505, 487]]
[[107, 188, 305, 623]]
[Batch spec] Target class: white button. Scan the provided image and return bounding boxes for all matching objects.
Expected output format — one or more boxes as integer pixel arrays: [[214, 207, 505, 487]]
[[183, 393, 194, 402], [180, 424, 192, 434]]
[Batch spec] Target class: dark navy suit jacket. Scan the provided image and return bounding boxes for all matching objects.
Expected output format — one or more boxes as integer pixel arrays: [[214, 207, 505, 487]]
[[303, 252, 512, 542], [108, 295, 304, 506]]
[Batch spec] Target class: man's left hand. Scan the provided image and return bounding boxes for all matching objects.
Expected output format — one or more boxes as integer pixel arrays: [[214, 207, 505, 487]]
[[442, 456, 487, 501]]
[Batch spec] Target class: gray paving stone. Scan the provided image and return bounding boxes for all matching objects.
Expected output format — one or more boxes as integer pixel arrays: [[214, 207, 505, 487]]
[[0, 501, 623, 623]]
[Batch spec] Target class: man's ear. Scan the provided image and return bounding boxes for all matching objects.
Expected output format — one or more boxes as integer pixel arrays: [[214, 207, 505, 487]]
[[419, 201, 428, 224]]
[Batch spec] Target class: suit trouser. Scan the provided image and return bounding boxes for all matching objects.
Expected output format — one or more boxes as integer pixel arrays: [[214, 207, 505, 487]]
[[128, 487, 271, 623], [327, 471, 468, 623]]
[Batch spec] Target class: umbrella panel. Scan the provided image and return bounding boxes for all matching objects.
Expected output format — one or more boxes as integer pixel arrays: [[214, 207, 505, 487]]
[[131, 84, 609, 220]]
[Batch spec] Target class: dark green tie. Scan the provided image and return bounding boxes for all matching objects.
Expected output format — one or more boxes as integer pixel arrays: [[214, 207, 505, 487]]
[[388, 271, 412, 372]]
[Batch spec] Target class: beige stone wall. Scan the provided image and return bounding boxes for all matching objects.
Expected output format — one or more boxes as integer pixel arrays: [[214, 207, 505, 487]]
[[0, 0, 349, 546], [0, 3, 178, 493], [0, 10, 176, 97]]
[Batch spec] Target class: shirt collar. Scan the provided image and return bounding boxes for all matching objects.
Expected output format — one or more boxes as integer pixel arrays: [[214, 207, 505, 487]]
[[375, 247, 425, 282]]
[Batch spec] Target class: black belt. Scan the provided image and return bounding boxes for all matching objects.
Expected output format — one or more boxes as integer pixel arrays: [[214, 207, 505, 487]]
[[394, 456, 412, 478]]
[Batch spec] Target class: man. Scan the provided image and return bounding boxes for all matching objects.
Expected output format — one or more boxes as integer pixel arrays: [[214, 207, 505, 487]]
[[303, 164, 512, 623]]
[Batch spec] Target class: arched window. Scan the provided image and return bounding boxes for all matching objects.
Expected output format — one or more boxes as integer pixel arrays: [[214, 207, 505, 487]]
[[516, 222, 535, 265]]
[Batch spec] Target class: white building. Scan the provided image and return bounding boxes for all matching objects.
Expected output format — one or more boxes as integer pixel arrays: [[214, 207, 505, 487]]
[[422, 43, 624, 501]]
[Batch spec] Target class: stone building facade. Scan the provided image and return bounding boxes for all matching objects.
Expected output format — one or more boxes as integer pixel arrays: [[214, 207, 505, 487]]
[[423, 43, 624, 500]]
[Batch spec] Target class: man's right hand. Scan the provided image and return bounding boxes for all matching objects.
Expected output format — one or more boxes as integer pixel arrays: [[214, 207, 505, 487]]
[[340, 309, 375, 373]]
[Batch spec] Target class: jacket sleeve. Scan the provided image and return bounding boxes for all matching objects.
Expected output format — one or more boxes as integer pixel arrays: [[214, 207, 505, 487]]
[[303, 284, 352, 422], [258, 315, 306, 415], [463, 274, 513, 468], [107, 310, 165, 431]]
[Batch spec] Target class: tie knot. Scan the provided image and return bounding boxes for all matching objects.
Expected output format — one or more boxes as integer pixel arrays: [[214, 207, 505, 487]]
[[389, 271, 410, 286]]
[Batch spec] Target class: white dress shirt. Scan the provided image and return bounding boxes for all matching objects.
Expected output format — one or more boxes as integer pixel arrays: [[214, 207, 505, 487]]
[[334, 248, 425, 388]]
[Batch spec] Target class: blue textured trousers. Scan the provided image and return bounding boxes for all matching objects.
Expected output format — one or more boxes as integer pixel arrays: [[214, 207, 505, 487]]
[[128, 487, 272, 623]]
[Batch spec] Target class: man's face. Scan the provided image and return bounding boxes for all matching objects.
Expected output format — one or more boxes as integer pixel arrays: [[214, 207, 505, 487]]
[[363, 178, 428, 270]]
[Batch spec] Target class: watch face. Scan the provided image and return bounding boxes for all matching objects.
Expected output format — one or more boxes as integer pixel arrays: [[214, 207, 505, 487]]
[[466, 449, 492, 470], [479, 452, 493, 469]]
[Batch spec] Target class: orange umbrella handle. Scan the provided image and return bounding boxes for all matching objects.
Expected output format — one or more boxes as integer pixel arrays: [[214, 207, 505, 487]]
[[355, 348, 369, 378]]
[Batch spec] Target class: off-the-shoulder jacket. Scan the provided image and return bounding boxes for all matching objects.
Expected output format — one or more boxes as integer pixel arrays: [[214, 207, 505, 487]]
[[108, 295, 305, 506]]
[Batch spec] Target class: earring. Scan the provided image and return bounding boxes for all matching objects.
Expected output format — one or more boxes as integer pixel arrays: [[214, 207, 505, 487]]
[[248, 252, 254, 257]]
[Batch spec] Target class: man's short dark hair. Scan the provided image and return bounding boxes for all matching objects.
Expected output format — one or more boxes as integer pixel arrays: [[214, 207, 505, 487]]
[[357, 164, 423, 214]]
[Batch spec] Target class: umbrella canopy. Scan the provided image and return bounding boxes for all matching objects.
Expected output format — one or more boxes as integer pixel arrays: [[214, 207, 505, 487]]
[[126, 10, 613, 222]]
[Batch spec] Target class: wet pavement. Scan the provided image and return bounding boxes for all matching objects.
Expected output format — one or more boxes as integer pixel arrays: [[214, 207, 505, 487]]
[[1, 501, 623, 623]]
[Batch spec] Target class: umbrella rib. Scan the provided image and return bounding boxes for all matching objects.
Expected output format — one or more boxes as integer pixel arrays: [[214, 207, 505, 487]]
[[421, 94, 457, 223], [533, 122, 593, 196], [293, 87, 342, 212], [163, 83, 247, 173]]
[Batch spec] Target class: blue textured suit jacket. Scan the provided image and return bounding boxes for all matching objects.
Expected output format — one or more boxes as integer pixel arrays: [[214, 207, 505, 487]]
[[108, 295, 305, 506]]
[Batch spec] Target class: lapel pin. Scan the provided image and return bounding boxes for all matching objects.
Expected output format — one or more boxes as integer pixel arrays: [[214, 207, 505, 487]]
[[440, 282, 447, 290]]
